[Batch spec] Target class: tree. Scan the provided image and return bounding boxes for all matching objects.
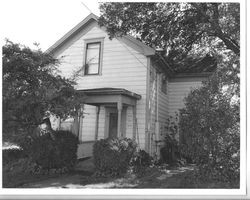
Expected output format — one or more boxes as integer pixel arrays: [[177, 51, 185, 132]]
[[99, 2, 240, 112], [99, 3, 240, 183], [178, 73, 240, 183], [2, 40, 84, 143], [99, 2, 240, 70]]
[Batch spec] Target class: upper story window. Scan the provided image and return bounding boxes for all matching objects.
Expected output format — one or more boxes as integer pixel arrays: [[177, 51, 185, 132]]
[[83, 37, 104, 76], [84, 42, 101, 75]]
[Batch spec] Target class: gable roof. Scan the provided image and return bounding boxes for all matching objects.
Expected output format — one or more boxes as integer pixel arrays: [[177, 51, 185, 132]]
[[46, 13, 216, 77], [46, 13, 155, 56]]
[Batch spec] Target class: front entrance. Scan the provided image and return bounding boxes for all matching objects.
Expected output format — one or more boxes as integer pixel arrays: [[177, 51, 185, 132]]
[[109, 112, 118, 138]]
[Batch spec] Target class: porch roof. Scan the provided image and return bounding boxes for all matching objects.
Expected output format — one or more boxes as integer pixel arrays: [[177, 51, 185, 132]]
[[78, 88, 141, 106]]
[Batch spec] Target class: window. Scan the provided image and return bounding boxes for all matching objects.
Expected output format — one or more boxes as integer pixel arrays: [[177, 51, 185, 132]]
[[84, 42, 101, 75], [161, 74, 167, 94]]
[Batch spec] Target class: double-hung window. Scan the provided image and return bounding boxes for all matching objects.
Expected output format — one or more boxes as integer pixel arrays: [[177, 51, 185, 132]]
[[84, 42, 101, 75]]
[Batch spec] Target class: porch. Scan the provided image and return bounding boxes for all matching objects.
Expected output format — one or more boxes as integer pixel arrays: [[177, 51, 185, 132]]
[[76, 88, 141, 158]]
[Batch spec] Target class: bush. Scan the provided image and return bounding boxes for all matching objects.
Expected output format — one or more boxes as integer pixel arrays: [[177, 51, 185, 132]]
[[178, 73, 240, 184], [131, 149, 152, 175], [2, 157, 37, 187], [160, 134, 179, 164], [93, 138, 137, 176], [28, 130, 78, 172], [160, 115, 181, 165], [2, 148, 26, 164], [196, 124, 240, 183]]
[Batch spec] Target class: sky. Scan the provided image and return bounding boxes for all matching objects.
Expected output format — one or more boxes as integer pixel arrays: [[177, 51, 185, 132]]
[[0, 0, 100, 51]]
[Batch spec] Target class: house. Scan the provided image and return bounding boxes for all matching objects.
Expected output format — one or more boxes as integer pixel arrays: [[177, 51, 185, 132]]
[[47, 13, 216, 158]]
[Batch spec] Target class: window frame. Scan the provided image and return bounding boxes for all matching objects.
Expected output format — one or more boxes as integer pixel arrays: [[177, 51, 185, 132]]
[[161, 74, 168, 94], [83, 38, 104, 76]]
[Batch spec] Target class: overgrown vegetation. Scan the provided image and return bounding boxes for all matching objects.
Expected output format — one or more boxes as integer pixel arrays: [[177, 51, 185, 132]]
[[27, 130, 78, 173], [160, 115, 181, 165], [179, 73, 240, 184], [93, 138, 137, 176], [3, 130, 78, 187], [2, 40, 84, 145], [99, 2, 240, 69], [131, 150, 153, 176], [99, 2, 240, 186]]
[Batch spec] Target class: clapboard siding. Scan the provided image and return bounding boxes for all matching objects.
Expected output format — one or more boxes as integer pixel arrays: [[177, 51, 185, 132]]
[[55, 22, 147, 150], [168, 78, 206, 117]]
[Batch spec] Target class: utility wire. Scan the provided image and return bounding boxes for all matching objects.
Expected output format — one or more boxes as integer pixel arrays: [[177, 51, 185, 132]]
[[81, 2, 92, 14]]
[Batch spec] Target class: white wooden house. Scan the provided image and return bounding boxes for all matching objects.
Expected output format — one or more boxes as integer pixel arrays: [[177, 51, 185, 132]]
[[47, 14, 216, 158]]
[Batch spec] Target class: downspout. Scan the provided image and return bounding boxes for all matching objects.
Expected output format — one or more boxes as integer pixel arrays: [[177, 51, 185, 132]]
[[155, 71, 160, 158], [156, 72, 159, 123], [145, 56, 151, 153]]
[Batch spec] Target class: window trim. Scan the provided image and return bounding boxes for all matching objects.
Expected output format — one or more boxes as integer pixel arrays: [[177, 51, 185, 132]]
[[161, 74, 168, 94], [83, 38, 104, 76]]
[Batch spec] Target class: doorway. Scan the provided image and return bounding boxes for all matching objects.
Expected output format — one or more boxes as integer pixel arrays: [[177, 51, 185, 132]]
[[109, 112, 118, 138]]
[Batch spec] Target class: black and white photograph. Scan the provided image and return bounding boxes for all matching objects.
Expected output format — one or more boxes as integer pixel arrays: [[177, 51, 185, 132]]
[[0, 0, 248, 198]]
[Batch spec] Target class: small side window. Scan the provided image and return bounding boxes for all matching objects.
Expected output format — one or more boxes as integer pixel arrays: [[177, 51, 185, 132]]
[[161, 74, 167, 94]]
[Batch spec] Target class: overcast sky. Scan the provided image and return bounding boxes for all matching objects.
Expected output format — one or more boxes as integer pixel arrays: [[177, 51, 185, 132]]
[[0, 0, 100, 51]]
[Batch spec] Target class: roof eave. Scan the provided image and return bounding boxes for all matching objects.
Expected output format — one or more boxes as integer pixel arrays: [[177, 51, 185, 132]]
[[45, 13, 99, 54], [45, 13, 155, 57], [173, 72, 214, 78]]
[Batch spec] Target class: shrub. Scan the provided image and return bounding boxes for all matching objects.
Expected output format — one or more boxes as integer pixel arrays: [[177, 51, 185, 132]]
[[2, 148, 26, 164], [131, 149, 152, 174], [178, 73, 240, 184], [93, 137, 137, 176], [28, 130, 78, 172], [160, 115, 181, 164], [196, 124, 240, 183], [2, 157, 36, 187]]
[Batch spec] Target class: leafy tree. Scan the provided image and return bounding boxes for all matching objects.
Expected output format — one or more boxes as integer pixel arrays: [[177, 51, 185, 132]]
[[99, 2, 240, 116], [99, 3, 240, 183], [2, 40, 84, 143], [179, 73, 240, 183], [99, 2, 239, 70]]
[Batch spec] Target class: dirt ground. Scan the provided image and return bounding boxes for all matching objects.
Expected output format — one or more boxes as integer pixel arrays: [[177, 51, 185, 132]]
[[20, 160, 234, 189], [20, 165, 196, 188], [6, 158, 237, 189]]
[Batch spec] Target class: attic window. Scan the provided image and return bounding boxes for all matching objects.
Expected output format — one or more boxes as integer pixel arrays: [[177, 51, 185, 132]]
[[84, 42, 101, 75]]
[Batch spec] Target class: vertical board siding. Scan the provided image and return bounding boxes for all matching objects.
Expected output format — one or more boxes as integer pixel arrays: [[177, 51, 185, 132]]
[[55, 23, 147, 150]]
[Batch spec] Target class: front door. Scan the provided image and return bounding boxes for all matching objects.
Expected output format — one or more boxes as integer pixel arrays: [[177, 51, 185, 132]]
[[109, 112, 118, 138]]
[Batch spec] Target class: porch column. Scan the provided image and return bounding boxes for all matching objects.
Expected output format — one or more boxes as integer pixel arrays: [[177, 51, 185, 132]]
[[95, 106, 100, 140], [132, 105, 137, 141], [117, 101, 122, 138]]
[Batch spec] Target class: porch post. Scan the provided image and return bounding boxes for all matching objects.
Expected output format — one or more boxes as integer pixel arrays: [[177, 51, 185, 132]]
[[132, 105, 137, 141], [117, 101, 122, 138], [95, 106, 100, 140]]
